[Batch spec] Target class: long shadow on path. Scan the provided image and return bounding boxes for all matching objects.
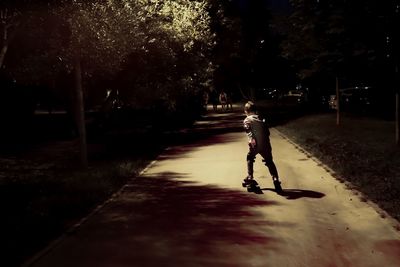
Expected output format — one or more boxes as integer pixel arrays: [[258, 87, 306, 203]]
[[262, 188, 326, 200], [98, 110, 245, 161], [31, 172, 295, 267]]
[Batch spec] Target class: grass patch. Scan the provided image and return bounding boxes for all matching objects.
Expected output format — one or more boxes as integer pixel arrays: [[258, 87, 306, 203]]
[[277, 113, 400, 221], [0, 141, 151, 267], [0, 105, 203, 266]]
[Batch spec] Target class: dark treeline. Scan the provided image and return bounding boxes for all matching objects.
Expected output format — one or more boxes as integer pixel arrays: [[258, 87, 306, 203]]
[[277, 0, 400, 115], [210, 0, 399, 115], [0, 0, 216, 164], [1, 0, 399, 155]]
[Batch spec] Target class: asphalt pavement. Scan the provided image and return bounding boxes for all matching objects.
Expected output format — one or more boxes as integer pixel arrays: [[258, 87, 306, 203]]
[[24, 104, 400, 267]]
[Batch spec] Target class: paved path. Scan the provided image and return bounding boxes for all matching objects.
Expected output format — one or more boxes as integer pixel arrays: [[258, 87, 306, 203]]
[[26, 109, 400, 267]]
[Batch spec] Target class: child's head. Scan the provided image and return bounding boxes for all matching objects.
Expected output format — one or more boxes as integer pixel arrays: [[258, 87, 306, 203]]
[[244, 101, 256, 115]]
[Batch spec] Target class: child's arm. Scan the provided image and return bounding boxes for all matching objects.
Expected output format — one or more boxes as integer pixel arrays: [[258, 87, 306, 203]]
[[244, 119, 257, 148]]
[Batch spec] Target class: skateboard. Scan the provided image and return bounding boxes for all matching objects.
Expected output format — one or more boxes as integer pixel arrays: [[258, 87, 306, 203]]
[[242, 179, 261, 193]]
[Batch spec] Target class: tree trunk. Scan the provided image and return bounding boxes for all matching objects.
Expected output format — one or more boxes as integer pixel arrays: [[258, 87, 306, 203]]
[[238, 85, 250, 101], [396, 92, 399, 145], [0, 44, 8, 69], [336, 77, 340, 126], [250, 87, 256, 102], [0, 9, 19, 69], [74, 54, 88, 168], [0, 24, 9, 69]]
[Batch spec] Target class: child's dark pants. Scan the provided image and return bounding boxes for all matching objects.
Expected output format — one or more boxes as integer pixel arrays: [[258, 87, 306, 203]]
[[247, 146, 279, 179]]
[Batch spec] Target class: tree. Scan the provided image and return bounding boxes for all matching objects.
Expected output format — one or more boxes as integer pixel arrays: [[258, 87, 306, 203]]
[[0, 7, 19, 69], [209, 0, 292, 100], [280, 0, 391, 85], [111, 0, 215, 113], [0, 0, 51, 70], [2, 0, 215, 167], [59, 0, 214, 167]]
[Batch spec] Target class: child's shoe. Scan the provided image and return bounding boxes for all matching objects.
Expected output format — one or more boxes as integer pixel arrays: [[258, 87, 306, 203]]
[[242, 176, 253, 187]]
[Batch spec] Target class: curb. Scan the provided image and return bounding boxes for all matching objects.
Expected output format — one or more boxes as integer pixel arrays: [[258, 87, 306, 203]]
[[21, 156, 162, 267], [273, 128, 338, 176], [274, 127, 400, 233]]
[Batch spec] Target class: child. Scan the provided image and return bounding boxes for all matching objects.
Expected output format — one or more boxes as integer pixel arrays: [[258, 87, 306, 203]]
[[210, 89, 219, 111], [202, 90, 209, 111], [243, 101, 282, 193], [219, 90, 227, 111]]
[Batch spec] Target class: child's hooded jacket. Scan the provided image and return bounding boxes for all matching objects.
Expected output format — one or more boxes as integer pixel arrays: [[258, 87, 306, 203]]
[[243, 114, 271, 153]]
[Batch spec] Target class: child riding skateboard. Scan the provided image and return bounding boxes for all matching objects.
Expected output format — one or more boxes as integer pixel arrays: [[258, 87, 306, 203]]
[[243, 101, 282, 193]]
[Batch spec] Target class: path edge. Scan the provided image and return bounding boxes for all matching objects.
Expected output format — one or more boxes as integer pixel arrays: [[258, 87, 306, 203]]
[[21, 153, 164, 267], [273, 127, 400, 233]]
